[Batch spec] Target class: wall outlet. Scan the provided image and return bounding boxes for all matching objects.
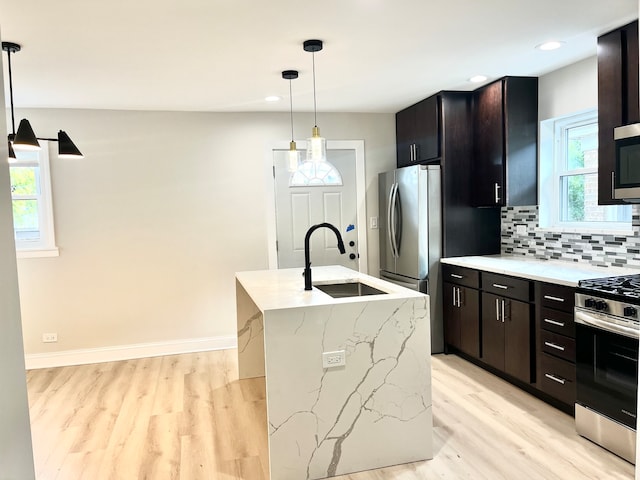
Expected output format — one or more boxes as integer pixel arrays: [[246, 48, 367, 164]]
[[42, 333, 58, 343], [516, 224, 527, 235], [370, 216, 378, 229], [322, 350, 346, 369]]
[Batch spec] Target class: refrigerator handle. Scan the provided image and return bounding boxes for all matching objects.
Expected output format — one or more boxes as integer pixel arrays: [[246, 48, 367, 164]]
[[387, 183, 398, 258], [389, 182, 400, 258], [394, 182, 402, 255]]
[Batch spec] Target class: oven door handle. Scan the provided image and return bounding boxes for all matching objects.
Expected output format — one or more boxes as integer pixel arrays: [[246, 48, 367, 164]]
[[575, 308, 639, 339]]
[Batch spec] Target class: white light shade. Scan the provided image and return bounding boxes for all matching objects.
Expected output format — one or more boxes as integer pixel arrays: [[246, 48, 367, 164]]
[[307, 126, 326, 163], [288, 141, 300, 172]]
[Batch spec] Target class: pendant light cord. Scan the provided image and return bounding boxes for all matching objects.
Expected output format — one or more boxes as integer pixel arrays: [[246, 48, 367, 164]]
[[312, 51, 317, 127], [6, 48, 15, 135], [289, 79, 294, 141]]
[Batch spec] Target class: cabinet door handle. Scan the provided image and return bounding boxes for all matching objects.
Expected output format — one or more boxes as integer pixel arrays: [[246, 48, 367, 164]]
[[544, 295, 565, 303], [452, 286, 458, 307], [611, 171, 615, 200], [544, 373, 566, 385], [544, 341, 565, 351], [450, 273, 463, 279], [492, 283, 509, 290], [501, 299, 505, 323], [544, 318, 565, 327], [456, 287, 461, 307], [495, 298, 500, 322], [494, 183, 501, 203]]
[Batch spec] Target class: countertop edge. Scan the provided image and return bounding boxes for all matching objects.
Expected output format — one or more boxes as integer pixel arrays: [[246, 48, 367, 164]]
[[440, 256, 637, 287], [236, 265, 426, 312]]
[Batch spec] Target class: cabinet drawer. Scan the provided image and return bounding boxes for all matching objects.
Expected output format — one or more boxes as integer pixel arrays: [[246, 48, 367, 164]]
[[540, 307, 575, 338], [541, 330, 575, 362], [482, 272, 531, 302], [539, 353, 576, 406], [539, 283, 575, 313], [442, 264, 479, 289]]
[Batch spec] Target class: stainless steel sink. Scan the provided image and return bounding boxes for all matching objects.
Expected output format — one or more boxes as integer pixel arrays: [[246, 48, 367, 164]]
[[314, 281, 387, 298]]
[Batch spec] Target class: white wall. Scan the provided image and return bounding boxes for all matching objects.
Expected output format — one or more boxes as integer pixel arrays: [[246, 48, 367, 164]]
[[13, 109, 395, 360], [538, 55, 597, 121]]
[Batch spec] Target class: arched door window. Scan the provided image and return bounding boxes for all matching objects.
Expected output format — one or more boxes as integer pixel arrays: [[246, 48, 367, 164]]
[[289, 160, 343, 187]]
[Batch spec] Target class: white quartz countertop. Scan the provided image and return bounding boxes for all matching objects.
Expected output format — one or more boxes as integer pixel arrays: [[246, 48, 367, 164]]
[[441, 255, 640, 287], [235, 265, 424, 312]]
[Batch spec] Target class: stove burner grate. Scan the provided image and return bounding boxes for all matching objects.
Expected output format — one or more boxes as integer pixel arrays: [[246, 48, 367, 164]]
[[578, 274, 640, 299]]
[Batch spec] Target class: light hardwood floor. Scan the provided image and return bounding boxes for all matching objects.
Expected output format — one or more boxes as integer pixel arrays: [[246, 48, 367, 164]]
[[26, 350, 634, 479]]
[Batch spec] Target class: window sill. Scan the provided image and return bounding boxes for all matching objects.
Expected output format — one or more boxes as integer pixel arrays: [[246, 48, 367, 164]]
[[16, 247, 60, 259], [535, 226, 635, 236]]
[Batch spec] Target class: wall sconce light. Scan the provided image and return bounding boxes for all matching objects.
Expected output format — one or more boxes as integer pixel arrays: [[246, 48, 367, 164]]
[[2, 41, 84, 160]]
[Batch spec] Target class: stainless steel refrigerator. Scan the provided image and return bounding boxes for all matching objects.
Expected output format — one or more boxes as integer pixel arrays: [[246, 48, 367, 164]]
[[379, 164, 443, 353]]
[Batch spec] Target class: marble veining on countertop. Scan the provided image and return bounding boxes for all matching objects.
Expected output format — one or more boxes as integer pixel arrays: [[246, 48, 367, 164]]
[[441, 255, 640, 287]]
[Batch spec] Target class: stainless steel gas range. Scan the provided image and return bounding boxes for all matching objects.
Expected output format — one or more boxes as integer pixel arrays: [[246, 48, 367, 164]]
[[575, 274, 640, 464]]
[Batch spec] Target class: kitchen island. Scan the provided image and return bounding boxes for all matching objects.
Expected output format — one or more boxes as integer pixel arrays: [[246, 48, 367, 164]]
[[235, 265, 433, 479]]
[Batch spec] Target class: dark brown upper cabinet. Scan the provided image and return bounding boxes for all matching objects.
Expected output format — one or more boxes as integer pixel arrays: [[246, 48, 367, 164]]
[[597, 20, 639, 205], [472, 76, 538, 207], [396, 95, 441, 167]]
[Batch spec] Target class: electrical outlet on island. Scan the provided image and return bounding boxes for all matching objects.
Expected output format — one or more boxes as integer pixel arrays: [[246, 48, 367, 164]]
[[322, 350, 346, 369]]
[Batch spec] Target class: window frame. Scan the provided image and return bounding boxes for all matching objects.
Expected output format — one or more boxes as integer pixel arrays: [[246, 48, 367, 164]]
[[539, 109, 632, 234], [10, 143, 59, 258]]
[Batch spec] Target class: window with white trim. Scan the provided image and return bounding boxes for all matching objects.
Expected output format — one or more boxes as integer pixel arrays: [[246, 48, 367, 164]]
[[539, 109, 631, 232], [9, 143, 58, 256]]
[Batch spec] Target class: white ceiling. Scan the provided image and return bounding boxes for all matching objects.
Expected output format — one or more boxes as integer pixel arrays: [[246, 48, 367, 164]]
[[0, 0, 637, 114]]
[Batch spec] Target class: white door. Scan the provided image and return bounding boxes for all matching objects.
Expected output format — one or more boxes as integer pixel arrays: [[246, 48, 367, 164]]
[[274, 149, 359, 269]]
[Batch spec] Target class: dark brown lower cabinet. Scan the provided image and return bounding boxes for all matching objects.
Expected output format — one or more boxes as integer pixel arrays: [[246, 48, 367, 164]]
[[539, 353, 576, 406], [444, 282, 480, 358], [535, 282, 576, 408], [481, 292, 532, 383]]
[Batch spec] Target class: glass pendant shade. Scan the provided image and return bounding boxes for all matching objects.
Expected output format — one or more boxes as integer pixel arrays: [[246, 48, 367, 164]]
[[13, 119, 41, 150], [288, 140, 300, 172], [307, 126, 327, 163], [7, 140, 16, 162], [57, 130, 84, 158]]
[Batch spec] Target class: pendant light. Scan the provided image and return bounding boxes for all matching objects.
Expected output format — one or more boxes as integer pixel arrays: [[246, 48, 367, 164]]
[[282, 70, 301, 172], [2, 41, 84, 160], [303, 39, 327, 164], [7, 140, 16, 162]]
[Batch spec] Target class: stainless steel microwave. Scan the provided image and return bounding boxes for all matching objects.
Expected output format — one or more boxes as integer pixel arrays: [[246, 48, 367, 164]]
[[614, 123, 640, 201]]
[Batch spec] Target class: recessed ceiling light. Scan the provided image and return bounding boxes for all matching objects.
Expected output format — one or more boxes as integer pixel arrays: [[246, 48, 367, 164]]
[[469, 75, 488, 83], [265, 95, 281, 102], [536, 41, 565, 51]]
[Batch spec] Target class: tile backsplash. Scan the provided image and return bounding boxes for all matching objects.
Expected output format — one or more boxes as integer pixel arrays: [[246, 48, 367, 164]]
[[501, 205, 640, 269]]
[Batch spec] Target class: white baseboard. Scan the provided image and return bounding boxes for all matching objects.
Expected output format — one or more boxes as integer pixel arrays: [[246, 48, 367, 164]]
[[24, 335, 238, 370]]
